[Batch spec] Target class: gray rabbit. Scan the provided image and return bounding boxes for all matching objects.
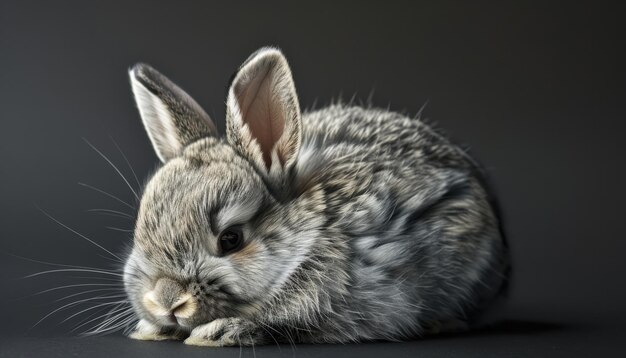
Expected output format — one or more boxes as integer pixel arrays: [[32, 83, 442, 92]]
[[124, 47, 510, 346]]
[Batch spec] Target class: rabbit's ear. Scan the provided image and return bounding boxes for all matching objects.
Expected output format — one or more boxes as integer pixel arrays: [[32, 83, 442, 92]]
[[129, 64, 217, 162], [226, 47, 302, 174]]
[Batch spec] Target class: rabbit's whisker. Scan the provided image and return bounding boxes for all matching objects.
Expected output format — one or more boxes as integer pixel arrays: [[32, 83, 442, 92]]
[[83, 138, 140, 200], [110, 137, 142, 189], [105, 226, 133, 233], [54, 288, 125, 302], [97, 253, 128, 265], [26, 268, 123, 278], [34, 283, 121, 296], [78, 182, 136, 210], [79, 307, 133, 332], [87, 208, 134, 219], [70, 276, 123, 282], [36, 206, 123, 262], [82, 310, 136, 336], [10, 253, 119, 271], [71, 302, 128, 331], [93, 302, 131, 324], [33, 297, 127, 328], [60, 298, 129, 324], [81, 314, 133, 336]]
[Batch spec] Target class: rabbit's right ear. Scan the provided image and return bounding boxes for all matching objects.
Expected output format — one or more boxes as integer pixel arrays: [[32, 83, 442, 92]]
[[225, 48, 302, 177], [129, 64, 217, 162]]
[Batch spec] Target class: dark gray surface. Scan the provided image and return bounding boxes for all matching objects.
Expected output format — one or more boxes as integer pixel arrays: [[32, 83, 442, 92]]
[[2, 312, 625, 357], [1, 0, 625, 356]]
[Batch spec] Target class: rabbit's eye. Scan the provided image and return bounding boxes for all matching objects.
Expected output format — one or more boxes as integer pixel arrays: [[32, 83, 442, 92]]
[[219, 227, 243, 255]]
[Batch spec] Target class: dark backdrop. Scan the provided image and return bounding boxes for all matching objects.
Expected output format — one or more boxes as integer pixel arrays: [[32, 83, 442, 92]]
[[1, 1, 625, 356]]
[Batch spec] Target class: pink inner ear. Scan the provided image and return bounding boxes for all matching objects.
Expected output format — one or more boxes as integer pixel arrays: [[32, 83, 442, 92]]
[[235, 66, 285, 168]]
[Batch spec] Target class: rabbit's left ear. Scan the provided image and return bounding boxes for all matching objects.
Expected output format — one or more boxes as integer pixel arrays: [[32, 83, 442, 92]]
[[226, 47, 302, 175], [129, 64, 218, 163]]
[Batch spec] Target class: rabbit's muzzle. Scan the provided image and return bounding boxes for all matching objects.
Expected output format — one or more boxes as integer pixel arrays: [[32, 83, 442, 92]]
[[142, 277, 198, 327]]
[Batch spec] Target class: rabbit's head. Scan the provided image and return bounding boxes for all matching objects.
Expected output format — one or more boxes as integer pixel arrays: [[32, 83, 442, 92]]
[[124, 48, 321, 331]]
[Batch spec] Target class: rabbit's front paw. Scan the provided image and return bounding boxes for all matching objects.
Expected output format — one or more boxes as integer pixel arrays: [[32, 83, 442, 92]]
[[129, 319, 186, 341], [184, 317, 260, 347]]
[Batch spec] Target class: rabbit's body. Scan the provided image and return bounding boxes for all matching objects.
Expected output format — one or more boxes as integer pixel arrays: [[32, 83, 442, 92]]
[[124, 48, 509, 346], [255, 105, 508, 342]]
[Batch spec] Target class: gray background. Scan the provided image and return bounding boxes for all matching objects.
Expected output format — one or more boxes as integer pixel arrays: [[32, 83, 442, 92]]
[[1, 0, 625, 356]]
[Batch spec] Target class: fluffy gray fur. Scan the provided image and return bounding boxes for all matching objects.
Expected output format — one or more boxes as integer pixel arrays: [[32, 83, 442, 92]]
[[124, 47, 510, 346]]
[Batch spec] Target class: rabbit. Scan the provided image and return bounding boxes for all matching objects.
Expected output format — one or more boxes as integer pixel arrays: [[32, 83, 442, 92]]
[[124, 47, 510, 346]]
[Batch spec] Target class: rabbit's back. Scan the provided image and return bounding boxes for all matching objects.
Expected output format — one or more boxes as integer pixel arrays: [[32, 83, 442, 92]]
[[296, 105, 509, 338], [298, 104, 483, 229], [301, 105, 468, 169]]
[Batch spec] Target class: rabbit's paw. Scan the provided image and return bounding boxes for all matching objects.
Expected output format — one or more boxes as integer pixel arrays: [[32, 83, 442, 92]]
[[129, 319, 186, 341], [184, 318, 260, 347]]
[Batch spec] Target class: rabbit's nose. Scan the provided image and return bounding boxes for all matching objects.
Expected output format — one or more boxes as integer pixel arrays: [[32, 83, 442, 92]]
[[143, 277, 197, 323]]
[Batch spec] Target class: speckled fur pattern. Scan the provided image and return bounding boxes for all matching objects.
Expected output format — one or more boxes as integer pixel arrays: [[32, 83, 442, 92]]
[[124, 47, 510, 345]]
